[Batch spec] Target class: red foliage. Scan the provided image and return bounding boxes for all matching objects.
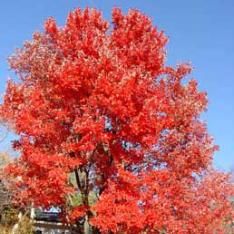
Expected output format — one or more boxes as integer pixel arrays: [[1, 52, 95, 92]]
[[1, 8, 233, 233], [69, 205, 88, 223]]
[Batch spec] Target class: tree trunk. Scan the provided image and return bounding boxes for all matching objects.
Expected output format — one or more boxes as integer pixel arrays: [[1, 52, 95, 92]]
[[84, 214, 91, 234]]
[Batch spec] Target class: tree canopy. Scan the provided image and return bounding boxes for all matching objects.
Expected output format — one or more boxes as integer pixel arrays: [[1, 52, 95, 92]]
[[0, 8, 233, 233]]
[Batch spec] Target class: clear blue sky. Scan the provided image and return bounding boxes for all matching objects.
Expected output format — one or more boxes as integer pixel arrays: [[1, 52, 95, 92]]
[[0, 0, 233, 171]]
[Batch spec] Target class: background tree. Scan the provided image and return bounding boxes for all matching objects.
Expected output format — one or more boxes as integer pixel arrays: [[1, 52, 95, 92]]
[[0, 8, 233, 233], [0, 152, 12, 210]]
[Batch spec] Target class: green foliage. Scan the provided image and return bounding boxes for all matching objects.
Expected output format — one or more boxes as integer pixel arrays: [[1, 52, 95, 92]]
[[1, 207, 18, 226], [0, 211, 33, 234], [69, 191, 98, 206]]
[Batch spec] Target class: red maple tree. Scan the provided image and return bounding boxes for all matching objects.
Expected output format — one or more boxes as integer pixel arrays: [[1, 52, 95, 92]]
[[1, 8, 233, 233]]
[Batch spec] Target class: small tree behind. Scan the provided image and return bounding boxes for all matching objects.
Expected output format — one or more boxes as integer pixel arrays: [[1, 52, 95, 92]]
[[0, 152, 12, 213]]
